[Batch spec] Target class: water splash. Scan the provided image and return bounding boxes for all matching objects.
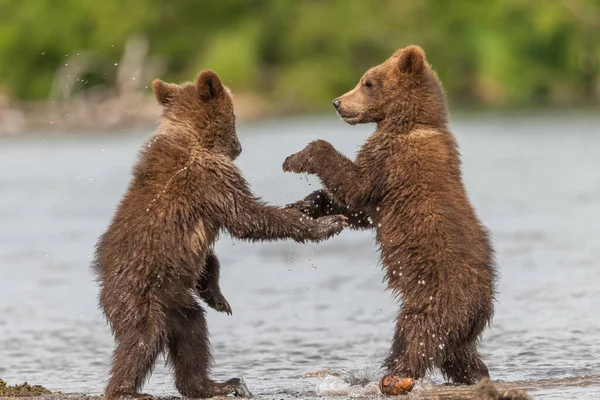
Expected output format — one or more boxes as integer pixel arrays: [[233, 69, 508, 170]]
[[314, 366, 382, 397]]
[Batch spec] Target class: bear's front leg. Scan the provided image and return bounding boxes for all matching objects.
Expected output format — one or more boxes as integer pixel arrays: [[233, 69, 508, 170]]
[[196, 252, 232, 315], [283, 140, 374, 210]]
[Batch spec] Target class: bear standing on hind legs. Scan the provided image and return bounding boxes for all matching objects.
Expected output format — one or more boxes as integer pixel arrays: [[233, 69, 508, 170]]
[[93, 70, 346, 400], [283, 46, 497, 386]]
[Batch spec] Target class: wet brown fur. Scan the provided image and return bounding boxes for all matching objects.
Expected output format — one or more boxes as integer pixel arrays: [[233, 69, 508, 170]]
[[93, 70, 345, 400], [283, 46, 497, 384]]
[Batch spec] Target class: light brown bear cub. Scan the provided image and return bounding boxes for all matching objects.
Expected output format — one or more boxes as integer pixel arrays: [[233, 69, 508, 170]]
[[284, 46, 497, 385], [93, 70, 346, 400]]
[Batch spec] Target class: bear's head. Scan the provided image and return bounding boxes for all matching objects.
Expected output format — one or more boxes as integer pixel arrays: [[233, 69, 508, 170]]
[[152, 70, 242, 160], [333, 45, 448, 131]]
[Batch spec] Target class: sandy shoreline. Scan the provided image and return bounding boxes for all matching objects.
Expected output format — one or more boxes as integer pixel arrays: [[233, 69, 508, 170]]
[[0, 377, 533, 399]]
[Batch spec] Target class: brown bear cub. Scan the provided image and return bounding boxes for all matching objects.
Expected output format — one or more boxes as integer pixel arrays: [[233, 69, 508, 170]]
[[93, 70, 346, 400], [283, 46, 497, 385]]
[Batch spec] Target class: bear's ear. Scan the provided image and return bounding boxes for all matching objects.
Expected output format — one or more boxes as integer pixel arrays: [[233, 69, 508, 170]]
[[395, 45, 426, 76], [152, 79, 178, 105], [196, 70, 224, 101]]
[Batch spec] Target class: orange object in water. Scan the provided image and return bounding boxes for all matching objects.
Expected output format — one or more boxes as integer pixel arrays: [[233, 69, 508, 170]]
[[379, 376, 415, 396]]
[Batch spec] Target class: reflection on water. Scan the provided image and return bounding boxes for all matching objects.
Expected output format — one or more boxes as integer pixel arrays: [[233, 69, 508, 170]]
[[0, 115, 599, 399]]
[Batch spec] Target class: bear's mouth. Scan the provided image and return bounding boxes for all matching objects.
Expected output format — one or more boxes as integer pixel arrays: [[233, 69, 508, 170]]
[[337, 110, 360, 125]]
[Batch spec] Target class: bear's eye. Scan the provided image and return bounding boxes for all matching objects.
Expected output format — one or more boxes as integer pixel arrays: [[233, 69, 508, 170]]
[[364, 80, 373, 88]]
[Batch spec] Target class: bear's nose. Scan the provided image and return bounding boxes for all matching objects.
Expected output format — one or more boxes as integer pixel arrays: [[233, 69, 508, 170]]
[[332, 98, 341, 109]]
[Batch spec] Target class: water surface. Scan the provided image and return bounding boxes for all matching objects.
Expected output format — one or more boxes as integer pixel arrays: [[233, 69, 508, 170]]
[[1, 115, 599, 399]]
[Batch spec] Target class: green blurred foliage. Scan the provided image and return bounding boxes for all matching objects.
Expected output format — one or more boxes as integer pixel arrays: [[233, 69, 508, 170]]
[[0, 0, 598, 110]]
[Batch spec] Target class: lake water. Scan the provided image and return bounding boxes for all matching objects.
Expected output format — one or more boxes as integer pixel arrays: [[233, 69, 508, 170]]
[[0, 114, 599, 399]]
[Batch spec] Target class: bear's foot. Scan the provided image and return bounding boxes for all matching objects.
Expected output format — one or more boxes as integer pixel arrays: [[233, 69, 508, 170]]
[[209, 377, 253, 398], [379, 375, 414, 396], [103, 392, 156, 400]]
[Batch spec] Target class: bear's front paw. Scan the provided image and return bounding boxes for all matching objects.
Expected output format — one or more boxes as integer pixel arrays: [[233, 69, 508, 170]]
[[197, 286, 233, 316], [315, 214, 347, 240], [282, 141, 333, 174], [285, 200, 317, 217], [207, 292, 233, 316], [282, 152, 311, 174]]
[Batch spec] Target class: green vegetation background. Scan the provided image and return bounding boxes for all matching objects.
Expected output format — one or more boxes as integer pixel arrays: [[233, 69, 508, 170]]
[[1, 0, 598, 112]]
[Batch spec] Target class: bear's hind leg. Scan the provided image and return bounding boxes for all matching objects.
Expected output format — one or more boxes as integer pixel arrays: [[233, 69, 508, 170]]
[[383, 319, 406, 373], [167, 304, 252, 398], [384, 311, 437, 380], [441, 342, 489, 385], [104, 322, 165, 400]]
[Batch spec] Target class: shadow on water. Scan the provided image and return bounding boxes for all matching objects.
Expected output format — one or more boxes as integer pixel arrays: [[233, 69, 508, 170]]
[[0, 114, 599, 399]]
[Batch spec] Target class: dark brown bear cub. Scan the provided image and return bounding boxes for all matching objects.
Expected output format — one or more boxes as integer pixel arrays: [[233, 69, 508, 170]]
[[283, 46, 496, 386], [93, 70, 346, 400]]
